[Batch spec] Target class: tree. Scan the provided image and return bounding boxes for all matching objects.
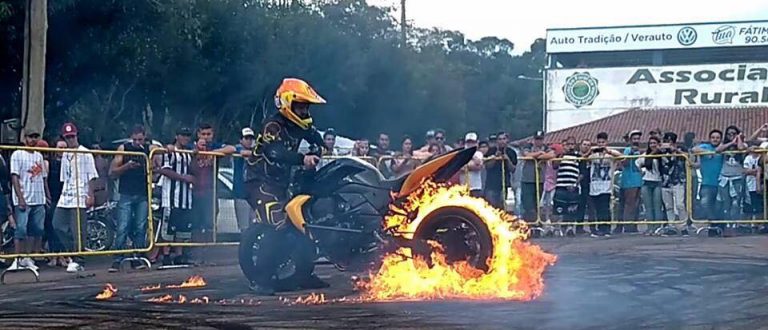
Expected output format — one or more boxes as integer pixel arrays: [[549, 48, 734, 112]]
[[0, 0, 545, 144]]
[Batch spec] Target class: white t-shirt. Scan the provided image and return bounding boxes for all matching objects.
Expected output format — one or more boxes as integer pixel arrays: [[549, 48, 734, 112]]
[[460, 151, 484, 191], [589, 152, 612, 196], [58, 146, 99, 209], [10, 150, 47, 206], [744, 154, 760, 192]]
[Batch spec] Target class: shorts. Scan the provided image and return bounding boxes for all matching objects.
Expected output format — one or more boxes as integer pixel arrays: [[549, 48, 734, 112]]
[[14, 205, 46, 240], [166, 208, 193, 241], [553, 188, 580, 216], [192, 193, 218, 230]]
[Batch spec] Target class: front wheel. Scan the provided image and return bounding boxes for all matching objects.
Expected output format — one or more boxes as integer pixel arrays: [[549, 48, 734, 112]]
[[238, 224, 316, 291], [412, 206, 494, 272]]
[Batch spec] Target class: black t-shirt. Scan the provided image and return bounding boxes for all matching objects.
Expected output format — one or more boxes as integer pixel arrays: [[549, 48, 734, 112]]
[[484, 147, 518, 191]]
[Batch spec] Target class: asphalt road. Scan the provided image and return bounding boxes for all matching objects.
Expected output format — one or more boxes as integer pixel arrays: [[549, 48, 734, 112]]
[[1, 235, 767, 329]]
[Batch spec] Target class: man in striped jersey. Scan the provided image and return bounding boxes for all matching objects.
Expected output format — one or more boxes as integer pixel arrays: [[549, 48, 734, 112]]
[[154, 127, 196, 266], [553, 137, 583, 233]]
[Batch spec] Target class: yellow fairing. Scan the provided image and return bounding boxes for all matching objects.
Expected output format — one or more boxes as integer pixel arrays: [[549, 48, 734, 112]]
[[398, 151, 459, 197], [285, 195, 311, 234]]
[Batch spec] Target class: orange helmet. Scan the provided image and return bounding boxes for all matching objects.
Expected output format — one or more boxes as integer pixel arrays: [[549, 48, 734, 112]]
[[274, 78, 326, 130]]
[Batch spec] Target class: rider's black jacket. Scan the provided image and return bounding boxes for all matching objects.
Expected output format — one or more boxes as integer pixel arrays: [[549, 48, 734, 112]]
[[245, 113, 323, 188]]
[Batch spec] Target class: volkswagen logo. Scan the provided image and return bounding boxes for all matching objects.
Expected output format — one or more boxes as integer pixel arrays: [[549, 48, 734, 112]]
[[677, 27, 697, 46]]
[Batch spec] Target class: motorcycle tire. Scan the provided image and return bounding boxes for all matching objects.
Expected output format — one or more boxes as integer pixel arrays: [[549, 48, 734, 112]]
[[238, 224, 316, 291], [85, 219, 116, 252], [413, 206, 494, 272]]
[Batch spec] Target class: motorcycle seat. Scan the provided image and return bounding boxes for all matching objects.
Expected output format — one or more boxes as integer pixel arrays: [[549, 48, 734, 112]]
[[381, 171, 410, 191]]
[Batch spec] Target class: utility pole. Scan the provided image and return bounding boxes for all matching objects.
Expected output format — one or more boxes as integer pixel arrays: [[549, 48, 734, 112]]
[[400, 0, 406, 46], [20, 0, 47, 138]]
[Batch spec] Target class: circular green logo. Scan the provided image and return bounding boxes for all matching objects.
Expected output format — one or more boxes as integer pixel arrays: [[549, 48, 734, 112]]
[[563, 72, 599, 108]]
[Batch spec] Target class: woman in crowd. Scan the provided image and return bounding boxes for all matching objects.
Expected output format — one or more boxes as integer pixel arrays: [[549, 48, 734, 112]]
[[391, 136, 418, 176], [636, 136, 664, 234]]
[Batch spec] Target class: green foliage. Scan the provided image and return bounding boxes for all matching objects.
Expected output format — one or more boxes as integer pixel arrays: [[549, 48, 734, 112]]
[[0, 0, 544, 144]]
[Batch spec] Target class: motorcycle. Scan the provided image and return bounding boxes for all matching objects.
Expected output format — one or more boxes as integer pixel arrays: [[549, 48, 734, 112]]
[[239, 146, 494, 290]]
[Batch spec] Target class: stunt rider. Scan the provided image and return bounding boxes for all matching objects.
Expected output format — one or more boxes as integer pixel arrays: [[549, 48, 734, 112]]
[[244, 78, 328, 295]]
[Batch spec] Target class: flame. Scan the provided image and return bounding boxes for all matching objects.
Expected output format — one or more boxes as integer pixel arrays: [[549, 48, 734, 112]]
[[167, 275, 207, 289], [360, 180, 557, 302], [280, 293, 327, 305], [145, 294, 260, 305], [140, 276, 205, 292], [190, 296, 210, 304], [95, 283, 118, 300], [147, 294, 174, 303], [140, 284, 162, 292]]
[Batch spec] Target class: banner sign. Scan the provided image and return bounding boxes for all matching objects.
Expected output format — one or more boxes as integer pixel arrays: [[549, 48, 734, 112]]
[[546, 21, 768, 53], [546, 62, 768, 131]]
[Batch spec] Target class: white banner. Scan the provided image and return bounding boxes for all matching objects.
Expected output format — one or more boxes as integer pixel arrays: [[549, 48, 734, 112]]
[[546, 62, 768, 132], [546, 21, 768, 53]]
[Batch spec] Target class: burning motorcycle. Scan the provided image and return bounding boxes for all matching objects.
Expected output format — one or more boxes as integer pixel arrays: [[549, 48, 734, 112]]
[[239, 147, 496, 290]]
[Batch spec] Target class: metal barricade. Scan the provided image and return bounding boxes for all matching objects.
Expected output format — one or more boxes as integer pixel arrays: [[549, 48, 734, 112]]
[[376, 155, 425, 180], [689, 149, 768, 236], [0, 145, 154, 281], [148, 148, 239, 249]]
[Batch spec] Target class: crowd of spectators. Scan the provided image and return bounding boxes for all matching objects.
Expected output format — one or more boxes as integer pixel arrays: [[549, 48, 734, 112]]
[[1, 121, 767, 273]]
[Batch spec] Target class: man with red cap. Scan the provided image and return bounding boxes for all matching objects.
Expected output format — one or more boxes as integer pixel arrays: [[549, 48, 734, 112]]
[[53, 123, 98, 273]]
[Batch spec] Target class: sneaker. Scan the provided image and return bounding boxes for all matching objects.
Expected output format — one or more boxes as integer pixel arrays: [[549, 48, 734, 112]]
[[162, 255, 173, 267], [130, 260, 148, 270], [108, 262, 121, 273], [66, 262, 84, 273], [681, 229, 690, 237], [604, 232, 611, 238], [590, 233, 601, 238], [6, 258, 21, 271], [20, 257, 38, 271]]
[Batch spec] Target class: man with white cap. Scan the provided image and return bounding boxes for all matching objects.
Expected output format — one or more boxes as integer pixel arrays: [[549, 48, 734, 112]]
[[234, 128, 256, 232], [460, 133, 485, 197]]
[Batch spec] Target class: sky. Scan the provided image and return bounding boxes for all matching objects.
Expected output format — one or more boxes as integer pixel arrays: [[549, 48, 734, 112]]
[[368, 0, 768, 54]]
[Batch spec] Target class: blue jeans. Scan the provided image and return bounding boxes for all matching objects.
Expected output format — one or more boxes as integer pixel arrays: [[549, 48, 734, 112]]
[[718, 177, 744, 222], [641, 181, 664, 231], [14, 205, 46, 240], [113, 194, 149, 262], [699, 185, 720, 223]]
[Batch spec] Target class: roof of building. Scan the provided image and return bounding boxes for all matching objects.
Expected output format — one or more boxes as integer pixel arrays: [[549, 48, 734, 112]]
[[514, 107, 768, 146]]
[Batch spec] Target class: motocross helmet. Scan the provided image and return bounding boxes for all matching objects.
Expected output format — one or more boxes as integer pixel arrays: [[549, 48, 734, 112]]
[[274, 78, 326, 130]]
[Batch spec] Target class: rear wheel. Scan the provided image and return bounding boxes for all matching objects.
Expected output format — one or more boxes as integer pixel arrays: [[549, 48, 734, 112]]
[[413, 206, 493, 272], [238, 224, 316, 291]]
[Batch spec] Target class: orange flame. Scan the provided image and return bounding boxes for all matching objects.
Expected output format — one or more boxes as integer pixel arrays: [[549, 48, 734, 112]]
[[280, 292, 327, 305], [360, 180, 557, 302], [190, 296, 210, 304], [140, 276, 205, 292], [167, 275, 207, 289], [95, 283, 118, 300], [139, 284, 162, 292], [146, 294, 174, 303]]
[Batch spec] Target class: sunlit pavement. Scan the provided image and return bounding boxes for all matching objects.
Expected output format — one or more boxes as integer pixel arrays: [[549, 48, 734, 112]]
[[1, 236, 767, 329]]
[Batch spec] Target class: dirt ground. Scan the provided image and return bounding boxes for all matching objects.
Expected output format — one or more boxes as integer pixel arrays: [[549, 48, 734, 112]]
[[1, 235, 767, 329]]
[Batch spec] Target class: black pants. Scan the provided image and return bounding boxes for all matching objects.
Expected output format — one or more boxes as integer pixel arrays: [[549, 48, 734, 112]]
[[591, 194, 611, 235], [484, 189, 504, 210], [574, 184, 589, 232], [521, 183, 540, 222], [246, 181, 288, 227]]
